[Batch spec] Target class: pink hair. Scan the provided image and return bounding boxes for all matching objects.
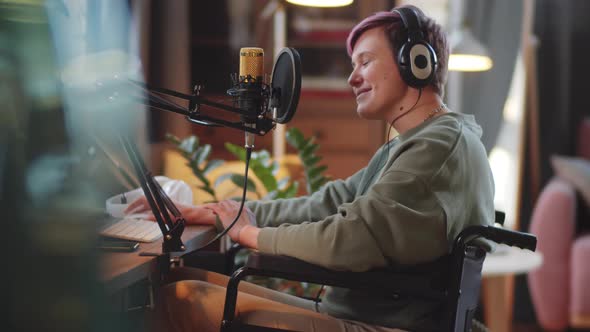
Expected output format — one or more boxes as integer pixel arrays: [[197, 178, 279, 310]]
[[345, 5, 450, 96], [346, 11, 402, 56]]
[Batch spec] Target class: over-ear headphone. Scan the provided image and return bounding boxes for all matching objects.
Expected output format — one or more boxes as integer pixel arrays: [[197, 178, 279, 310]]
[[392, 7, 438, 89]]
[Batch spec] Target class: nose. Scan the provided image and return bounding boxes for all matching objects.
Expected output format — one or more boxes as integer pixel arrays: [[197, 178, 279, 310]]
[[348, 67, 361, 87]]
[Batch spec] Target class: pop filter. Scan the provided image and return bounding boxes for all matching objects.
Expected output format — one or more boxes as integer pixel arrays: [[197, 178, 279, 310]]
[[269, 48, 301, 124]]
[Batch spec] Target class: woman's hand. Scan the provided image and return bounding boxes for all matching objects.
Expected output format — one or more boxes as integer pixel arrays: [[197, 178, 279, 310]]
[[124, 196, 217, 226], [206, 200, 260, 249]]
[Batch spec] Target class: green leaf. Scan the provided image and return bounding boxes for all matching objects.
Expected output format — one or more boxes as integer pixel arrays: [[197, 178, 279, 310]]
[[202, 199, 218, 204], [197, 144, 212, 165], [299, 137, 313, 151], [188, 158, 200, 171], [281, 181, 299, 198], [225, 143, 247, 161], [167, 133, 222, 202], [277, 177, 290, 190], [250, 161, 277, 192], [310, 176, 329, 191], [301, 143, 319, 159], [165, 133, 181, 145], [271, 161, 279, 176], [230, 174, 257, 192], [179, 136, 198, 154], [263, 190, 279, 200], [307, 165, 328, 180], [256, 150, 272, 166], [191, 136, 200, 151], [287, 127, 332, 195], [198, 185, 216, 199], [286, 127, 305, 147], [194, 170, 210, 187], [191, 146, 204, 164], [213, 173, 234, 188], [203, 159, 224, 175], [303, 155, 322, 166], [308, 174, 327, 181]]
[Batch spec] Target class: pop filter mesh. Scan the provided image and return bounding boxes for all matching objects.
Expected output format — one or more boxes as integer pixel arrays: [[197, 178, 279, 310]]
[[270, 48, 301, 124]]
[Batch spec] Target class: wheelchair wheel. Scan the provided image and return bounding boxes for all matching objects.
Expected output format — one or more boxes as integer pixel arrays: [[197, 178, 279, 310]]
[[471, 319, 489, 332]]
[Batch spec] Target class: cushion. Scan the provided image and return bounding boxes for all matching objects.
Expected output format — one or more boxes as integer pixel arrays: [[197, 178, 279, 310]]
[[528, 179, 576, 330], [571, 235, 590, 327], [551, 155, 590, 208]]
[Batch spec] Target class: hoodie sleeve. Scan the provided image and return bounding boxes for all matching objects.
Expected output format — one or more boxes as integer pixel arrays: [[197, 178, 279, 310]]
[[245, 166, 366, 228], [257, 169, 449, 271]]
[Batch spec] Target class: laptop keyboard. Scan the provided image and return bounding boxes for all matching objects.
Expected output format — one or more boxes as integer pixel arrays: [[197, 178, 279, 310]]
[[100, 217, 163, 243]]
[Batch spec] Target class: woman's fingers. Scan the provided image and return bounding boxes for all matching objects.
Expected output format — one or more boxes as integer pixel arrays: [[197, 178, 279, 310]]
[[124, 198, 236, 226], [206, 200, 249, 230], [124, 196, 149, 214], [143, 212, 156, 221]]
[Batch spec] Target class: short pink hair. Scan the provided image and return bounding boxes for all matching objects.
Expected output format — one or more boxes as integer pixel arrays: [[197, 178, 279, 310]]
[[346, 5, 449, 96]]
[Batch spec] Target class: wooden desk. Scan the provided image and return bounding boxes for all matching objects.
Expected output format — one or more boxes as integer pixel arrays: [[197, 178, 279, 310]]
[[100, 225, 217, 293]]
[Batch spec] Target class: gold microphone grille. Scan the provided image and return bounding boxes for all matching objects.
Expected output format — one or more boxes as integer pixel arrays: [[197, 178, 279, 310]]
[[239, 47, 264, 82]]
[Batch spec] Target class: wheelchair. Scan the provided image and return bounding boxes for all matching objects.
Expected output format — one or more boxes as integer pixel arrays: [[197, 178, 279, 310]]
[[217, 212, 537, 332]]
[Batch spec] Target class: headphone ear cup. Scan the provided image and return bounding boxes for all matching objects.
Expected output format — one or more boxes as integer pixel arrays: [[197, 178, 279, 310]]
[[397, 42, 415, 86], [397, 41, 437, 88]]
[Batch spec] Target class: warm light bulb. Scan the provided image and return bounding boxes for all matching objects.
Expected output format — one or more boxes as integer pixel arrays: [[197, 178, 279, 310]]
[[285, 0, 353, 8], [448, 54, 493, 72]]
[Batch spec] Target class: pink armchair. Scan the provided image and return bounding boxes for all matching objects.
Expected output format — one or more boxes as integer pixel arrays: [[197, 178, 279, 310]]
[[528, 118, 590, 330]]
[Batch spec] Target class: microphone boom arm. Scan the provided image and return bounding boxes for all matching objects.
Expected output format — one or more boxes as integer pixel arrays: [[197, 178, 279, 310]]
[[130, 80, 276, 136], [119, 134, 186, 253]]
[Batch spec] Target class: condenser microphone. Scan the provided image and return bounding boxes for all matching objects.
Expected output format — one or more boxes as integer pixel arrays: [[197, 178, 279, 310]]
[[238, 47, 264, 148]]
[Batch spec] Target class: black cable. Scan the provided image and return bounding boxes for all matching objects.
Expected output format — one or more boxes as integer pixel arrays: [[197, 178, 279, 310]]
[[313, 284, 325, 311], [365, 88, 423, 187], [191, 147, 253, 252], [312, 90, 424, 306], [386, 88, 423, 163], [390, 88, 423, 127]]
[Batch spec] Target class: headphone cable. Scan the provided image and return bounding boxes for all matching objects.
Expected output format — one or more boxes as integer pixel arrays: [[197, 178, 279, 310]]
[[313, 89, 422, 309], [390, 88, 423, 127]]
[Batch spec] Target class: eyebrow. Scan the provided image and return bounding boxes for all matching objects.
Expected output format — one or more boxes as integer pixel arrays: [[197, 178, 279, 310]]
[[351, 51, 374, 67]]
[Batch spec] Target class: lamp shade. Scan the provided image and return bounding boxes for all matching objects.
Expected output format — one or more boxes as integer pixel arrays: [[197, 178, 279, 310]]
[[449, 27, 493, 72], [285, 0, 353, 8]]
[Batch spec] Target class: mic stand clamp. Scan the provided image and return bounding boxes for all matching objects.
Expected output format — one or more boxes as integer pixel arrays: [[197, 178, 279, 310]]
[[188, 84, 203, 114], [162, 218, 186, 253]]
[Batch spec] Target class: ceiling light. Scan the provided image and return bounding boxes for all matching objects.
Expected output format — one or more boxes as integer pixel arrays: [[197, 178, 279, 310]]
[[285, 0, 354, 8], [449, 27, 493, 72]]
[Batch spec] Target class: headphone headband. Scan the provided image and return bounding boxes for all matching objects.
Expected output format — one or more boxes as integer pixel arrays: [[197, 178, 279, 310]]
[[390, 7, 437, 89], [393, 7, 423, 41]]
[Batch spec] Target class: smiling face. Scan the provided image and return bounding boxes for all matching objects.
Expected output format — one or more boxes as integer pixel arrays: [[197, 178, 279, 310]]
[[348, 27, 408, 121]]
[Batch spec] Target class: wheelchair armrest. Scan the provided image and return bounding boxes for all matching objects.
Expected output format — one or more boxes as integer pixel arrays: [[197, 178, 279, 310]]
[[454, 225, 537, 252], [222, 253, 447, 331], [243, 251, 449, 300], [482, 226, 537, 250]]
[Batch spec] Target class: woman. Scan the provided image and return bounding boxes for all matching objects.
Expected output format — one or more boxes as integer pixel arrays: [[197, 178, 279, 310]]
[[128, 5, 494, 332]]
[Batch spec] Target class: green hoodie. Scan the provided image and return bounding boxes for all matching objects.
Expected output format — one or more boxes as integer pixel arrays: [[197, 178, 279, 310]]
[[245, 112, 495, 330]]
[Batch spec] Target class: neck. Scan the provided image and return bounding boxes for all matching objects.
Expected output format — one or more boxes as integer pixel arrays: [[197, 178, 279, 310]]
[[388, 89, 445, 135]]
